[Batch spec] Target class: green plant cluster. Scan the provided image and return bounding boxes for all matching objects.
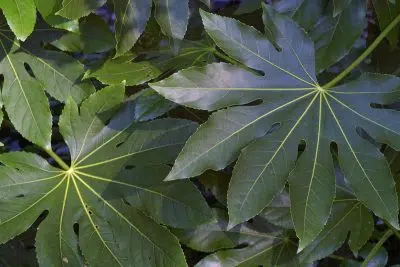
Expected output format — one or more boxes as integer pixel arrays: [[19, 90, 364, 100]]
[[0, 0, 399, 266]]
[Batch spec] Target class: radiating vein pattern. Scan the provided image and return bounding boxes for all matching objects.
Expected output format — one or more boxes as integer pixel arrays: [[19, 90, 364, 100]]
[[151, 6, 400, 251]]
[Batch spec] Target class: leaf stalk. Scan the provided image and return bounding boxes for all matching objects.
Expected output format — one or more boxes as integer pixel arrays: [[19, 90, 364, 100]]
[[322, 13, 400, 90], [361, 229, 393, 267], [44, 148, 70, 171]]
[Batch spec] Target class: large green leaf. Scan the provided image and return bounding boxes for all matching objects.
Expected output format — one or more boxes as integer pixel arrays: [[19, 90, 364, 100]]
[[173, 209, 299, 266], [0, 19, 94, 147], [0, 84, 212, 266], [151, 7, 400, 250], [0, 0, 36, 41]]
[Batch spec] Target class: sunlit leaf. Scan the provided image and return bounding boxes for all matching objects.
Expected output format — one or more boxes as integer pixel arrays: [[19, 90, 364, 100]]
[[0, 0, 36, 41]]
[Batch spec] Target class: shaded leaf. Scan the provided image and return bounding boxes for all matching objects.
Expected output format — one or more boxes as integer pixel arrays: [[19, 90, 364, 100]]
[[373, 0, 400, 48], [51, 14, 115, 53], [299, 200, 374, 262], [259, 190, 294, 229], [0, 20, 95, 147], [333, 0, 353, 17], [234, 0, 262, 15], [152, 7, 400, 250], [173, 209, 299, 266]]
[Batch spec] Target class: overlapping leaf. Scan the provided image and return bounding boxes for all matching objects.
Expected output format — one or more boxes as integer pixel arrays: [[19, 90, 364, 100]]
[[0, 18, 94, 147], [0, 84, 212, 266], [86, 39, 214, 86], [272, 0, 366, 72], [151, 6, 400, 250], [173, 209, 299, 267], [113, 0, 189, 56]]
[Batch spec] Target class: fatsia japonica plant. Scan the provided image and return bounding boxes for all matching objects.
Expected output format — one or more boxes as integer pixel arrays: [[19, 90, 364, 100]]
[[0, 0, 399, 266]]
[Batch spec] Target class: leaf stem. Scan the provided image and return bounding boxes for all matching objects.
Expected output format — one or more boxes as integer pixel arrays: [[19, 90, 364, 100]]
[[44, 148, 70, 171], [361, 229, 393, 267], [322, 13, 400, 90]]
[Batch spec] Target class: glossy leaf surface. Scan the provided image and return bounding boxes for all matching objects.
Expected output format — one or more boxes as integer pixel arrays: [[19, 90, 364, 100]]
[[152, 7, 400, 250], [0, 84, 212, 266]]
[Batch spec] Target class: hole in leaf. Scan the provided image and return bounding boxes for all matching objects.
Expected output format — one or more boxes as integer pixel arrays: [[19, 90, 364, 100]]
[[234, 243, 249, 249], [15, 194, 25, 198], [23, 63, 35, 78], [125, 165, 135, 170], [297, 140, 306, 158], [122, 198, 131, 206], [243, 99, 263, 106], [88, 210, 93, 215], [355, 127, 380, 148], [116, 142, 124, 148], [73, 223, 79, 236]]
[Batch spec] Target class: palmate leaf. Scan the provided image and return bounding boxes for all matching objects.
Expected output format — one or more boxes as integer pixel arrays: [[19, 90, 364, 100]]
[[0, 84, 212, 266], [151, 6, 400, 250], [173, 209, 299, 267], [0, 19, 94, 148]]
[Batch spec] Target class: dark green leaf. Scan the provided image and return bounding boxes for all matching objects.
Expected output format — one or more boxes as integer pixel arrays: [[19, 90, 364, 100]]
[[0, 20, 95, 147], [0, 0, 36, 41], [332, 0, 353, 17], [173, 209, 299, 266], [51, 14, 115, 53], [234, 0, 262, 15], [259, 190, 294, 229], [373, 0, 400, 48], [299, 200, 373, 262], [152, 7, 399, 250]]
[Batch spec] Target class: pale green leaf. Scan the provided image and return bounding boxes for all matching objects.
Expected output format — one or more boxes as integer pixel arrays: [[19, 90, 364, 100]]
[[0, 0, 36, 41], [56, 0, 106, 19], [153, 0, 189, 41]]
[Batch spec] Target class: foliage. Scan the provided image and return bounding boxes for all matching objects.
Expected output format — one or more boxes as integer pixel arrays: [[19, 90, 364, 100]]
[[0, 0, 399, 266]]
